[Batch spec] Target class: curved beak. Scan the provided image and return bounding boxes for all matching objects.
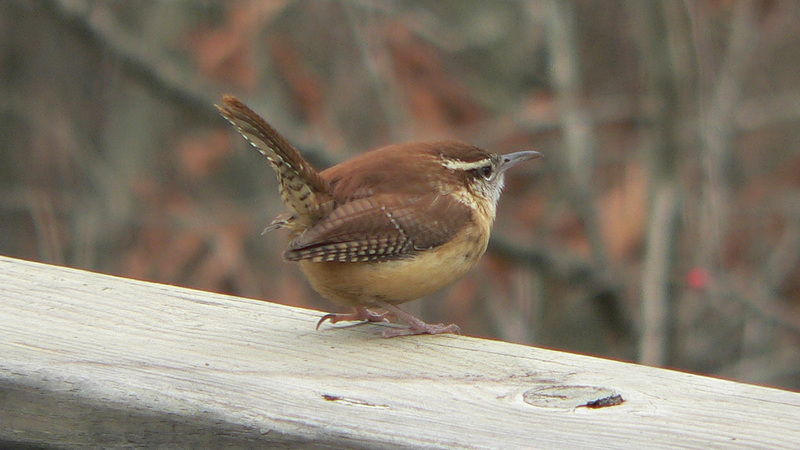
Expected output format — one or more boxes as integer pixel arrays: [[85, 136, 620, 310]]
[[499, 150, 542, 173]]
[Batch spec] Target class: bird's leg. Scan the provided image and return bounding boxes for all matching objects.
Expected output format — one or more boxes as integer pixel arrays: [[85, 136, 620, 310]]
[[375, 300, 461, 338], [316, 306, 390, 330]]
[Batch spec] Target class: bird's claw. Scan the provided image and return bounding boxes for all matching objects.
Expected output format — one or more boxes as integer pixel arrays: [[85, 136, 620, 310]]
[[316, 308, 391, 330]]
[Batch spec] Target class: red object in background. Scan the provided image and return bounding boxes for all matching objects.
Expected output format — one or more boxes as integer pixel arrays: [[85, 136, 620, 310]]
[[687, 267, 711, 290]]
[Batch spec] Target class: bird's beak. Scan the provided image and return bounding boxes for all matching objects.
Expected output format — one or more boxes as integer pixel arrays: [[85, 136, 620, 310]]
[[499, 150, 542, 173]]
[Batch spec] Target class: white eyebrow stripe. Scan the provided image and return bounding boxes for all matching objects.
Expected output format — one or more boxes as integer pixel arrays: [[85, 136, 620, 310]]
[[440, 158, 491, 171]]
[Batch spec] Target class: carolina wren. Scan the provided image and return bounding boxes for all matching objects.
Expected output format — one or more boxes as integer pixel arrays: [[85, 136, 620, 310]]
[[217, 95, 541, 337]]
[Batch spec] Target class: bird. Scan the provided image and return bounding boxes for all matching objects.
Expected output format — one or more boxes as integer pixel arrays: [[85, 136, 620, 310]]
[[217, 95, 541, 337]]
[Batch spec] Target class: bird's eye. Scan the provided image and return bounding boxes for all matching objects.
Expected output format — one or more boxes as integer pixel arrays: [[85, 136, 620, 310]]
[[475, 165, 493, 179]]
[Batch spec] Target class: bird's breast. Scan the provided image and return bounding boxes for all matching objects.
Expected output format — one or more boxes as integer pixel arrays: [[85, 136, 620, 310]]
[[297, 217, 491, 307]]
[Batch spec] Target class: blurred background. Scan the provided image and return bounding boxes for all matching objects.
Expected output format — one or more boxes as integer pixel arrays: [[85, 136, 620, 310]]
[[2, 0, 800, 390]]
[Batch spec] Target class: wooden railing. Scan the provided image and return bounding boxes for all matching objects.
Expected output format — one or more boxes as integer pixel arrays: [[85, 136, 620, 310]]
[[2, 255, 799, 448]]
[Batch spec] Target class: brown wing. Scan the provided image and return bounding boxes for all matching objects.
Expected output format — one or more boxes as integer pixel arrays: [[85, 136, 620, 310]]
[[284, 193, 472, 262]]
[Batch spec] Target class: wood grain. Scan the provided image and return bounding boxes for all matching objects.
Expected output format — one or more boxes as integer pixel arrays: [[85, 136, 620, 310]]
[[1, 255, 799, 448]]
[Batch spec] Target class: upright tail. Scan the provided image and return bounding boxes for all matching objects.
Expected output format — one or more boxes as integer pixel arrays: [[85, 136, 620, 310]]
[[216, 95, 332, 229]]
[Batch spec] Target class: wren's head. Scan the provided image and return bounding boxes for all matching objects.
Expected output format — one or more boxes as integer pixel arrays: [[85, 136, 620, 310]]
[[435, 143, 542, 219]]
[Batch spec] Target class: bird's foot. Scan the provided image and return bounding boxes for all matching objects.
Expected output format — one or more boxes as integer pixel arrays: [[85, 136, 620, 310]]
[[375, 300, 461, 338], [316, 306, 390, 330], [381, 321, 461, 338]]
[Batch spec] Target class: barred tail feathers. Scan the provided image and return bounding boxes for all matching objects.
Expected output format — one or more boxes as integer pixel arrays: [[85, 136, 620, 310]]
[[216, 95, 330, 226]]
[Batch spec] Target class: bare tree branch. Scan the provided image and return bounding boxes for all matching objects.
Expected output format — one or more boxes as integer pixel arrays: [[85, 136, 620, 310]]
[[41, 0, 228, 123], [692, 0, 762, 267], [539, 1, 632, 342], [628, 1, 684, 366], [543, 1, 610, 269]]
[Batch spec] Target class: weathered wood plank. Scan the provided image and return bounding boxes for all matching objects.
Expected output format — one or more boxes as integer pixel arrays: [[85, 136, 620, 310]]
[[1, 255, 799, 448]]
